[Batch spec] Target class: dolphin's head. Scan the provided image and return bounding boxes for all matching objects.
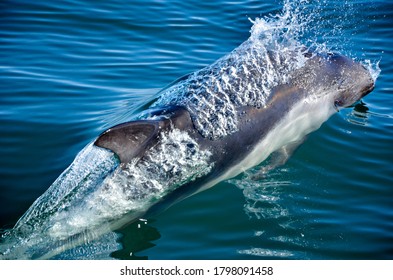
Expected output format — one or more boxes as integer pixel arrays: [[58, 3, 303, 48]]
[[325, 53, 375, 110], [301, 52, 375, 110]]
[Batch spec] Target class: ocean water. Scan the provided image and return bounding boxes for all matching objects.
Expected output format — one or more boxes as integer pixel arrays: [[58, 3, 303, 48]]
[[0, 0, 392, 259]]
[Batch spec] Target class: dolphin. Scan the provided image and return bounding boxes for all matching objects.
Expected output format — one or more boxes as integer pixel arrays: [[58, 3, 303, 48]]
[[94, 50, 375, 216], [0, 41, 375, 259]]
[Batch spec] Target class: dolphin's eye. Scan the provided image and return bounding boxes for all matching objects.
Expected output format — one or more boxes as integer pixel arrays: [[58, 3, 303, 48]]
[[334, 99, 343, 111]]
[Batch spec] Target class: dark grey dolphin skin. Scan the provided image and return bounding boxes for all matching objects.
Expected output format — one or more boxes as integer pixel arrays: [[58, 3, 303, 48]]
[[94, 52, 375, 216]]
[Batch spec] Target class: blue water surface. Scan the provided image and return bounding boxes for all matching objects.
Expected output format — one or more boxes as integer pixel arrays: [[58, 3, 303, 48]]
[[0, 0, 392, 259]]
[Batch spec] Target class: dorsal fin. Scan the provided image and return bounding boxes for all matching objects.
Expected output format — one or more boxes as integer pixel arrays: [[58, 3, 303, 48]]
[[94, 121, 159, 164], [94, 106, 195, 166]]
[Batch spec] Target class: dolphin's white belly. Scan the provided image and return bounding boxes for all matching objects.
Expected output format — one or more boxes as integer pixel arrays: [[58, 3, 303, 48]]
[[196, 94, 336, 194]]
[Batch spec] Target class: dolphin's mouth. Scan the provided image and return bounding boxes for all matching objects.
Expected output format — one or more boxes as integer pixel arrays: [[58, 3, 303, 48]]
[[361, 80, 375, 98]]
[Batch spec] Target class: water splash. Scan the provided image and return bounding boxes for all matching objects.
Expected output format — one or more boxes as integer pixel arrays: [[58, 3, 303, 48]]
[[0, 128, 212, 259], [14, 143, 119, 234], [249, 0, 311, 46], [0, 143, 119, 259], [47, 128, 212, 241], [362, 59, 381, 82]]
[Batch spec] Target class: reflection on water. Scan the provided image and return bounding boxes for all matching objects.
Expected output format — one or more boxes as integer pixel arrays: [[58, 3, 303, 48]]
[[54, 231, 121, 260], [346, 101, 370, 126], [112, 219, 161, 260], [229, 167, 293, 220], [228, 164, 302, 259]]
